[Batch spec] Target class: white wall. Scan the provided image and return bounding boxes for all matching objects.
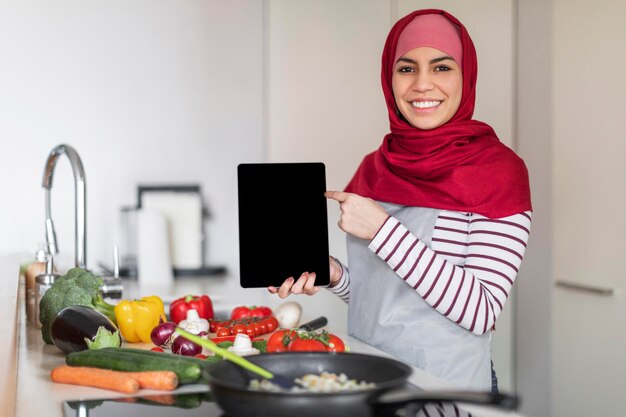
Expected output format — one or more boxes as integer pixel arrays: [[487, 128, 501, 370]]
[[0, 1, 267, 304]]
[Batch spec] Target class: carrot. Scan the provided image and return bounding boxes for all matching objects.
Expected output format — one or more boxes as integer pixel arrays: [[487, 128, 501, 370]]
[[123, 371, 179, 391], [50, 366, 139, 394]]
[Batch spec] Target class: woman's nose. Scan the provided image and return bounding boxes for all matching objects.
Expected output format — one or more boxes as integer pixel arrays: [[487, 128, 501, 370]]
[[411, 72, 434, 92]]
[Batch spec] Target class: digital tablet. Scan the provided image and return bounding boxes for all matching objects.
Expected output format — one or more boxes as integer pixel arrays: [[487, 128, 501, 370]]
[[237, 162, 330, 288]]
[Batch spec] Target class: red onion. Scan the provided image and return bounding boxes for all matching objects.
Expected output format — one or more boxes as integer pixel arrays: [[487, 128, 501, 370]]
[[150, 320, 177, 349], [171, 333, 202, 356]]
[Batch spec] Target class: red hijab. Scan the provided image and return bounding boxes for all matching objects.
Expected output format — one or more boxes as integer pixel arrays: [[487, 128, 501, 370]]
[[345, 9, 532, 218]]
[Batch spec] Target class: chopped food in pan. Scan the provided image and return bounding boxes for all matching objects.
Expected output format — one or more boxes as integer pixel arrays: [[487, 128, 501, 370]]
[[249, 372, 376, 393]]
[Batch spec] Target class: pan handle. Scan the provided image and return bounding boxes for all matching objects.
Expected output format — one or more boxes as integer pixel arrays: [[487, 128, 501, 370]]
[[375, 389, 519, 410], [298, 316, 328, 331]]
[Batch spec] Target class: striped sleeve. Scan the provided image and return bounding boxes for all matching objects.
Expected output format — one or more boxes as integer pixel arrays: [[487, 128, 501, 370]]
[[325, 258, 350, 303], [369, 211, 531, 335]]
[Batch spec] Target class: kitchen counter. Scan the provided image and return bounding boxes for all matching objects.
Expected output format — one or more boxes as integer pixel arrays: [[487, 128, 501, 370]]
[[1, 256, 527, 417], [0, 256, 20, 417]]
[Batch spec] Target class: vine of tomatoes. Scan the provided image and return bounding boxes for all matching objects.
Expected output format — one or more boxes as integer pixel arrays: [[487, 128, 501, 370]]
[[209, 316, 278, 338], [266, 329, 345, 353]]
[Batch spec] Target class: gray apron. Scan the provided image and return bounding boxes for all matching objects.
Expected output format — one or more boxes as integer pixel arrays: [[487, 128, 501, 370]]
[[347, 203, 492, 390]]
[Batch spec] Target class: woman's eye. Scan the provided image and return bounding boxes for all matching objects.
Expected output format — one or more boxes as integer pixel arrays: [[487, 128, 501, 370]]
[[434, 65, 452, 72], [397, 65, 414, 73]]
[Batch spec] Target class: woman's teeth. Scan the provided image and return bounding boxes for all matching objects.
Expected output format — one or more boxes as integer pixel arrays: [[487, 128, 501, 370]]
[[412, 100, 441, 109]]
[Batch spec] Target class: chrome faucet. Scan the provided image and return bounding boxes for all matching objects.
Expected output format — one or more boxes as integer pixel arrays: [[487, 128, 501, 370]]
[[42, 144, 87, 269]]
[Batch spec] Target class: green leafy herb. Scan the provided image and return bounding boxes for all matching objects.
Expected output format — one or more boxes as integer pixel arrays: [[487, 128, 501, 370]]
[[252, 340, 267, 353]]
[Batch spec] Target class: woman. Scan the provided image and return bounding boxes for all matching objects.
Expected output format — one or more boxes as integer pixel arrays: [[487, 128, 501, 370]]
[[269, 9, 532, 392]]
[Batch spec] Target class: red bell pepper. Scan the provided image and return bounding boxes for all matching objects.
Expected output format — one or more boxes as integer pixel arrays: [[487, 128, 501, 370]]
[[170, 295, 214, 324]]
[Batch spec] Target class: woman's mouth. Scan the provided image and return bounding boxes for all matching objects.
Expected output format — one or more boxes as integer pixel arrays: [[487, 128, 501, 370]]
[[411, 100, 442, 110]]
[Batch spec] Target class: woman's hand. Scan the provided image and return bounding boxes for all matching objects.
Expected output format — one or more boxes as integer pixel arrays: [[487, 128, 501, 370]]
[[325, 191, 389, 240], [267, 257, 343, 298], [268, 272, 319, 298]]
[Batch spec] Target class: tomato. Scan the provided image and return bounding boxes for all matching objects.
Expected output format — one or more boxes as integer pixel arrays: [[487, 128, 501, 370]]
[[232, 324, 246, 335], [326, 334, 345, 352], [231, 306, 252, 320], [213, 321, 228, 333], [216, 327, 232, 337], [195, 354, 207, 359], [257, 321, 267, 335], [266, 329, 296, 353], [244, 325, 256, 337], [264, 317, 278, 332], [150, 346, 164, 352], [230, 305, 273, 320], [250, 306, 273, 318], [288, 338, 327, 352], [209, 319, 219, 333]]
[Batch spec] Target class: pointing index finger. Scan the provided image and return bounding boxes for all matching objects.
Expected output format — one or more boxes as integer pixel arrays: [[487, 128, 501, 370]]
[[325, 191, 349, 202]]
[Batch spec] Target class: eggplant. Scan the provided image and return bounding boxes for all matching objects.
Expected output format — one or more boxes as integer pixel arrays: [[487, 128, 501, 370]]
[[51, 305, 121, 354]]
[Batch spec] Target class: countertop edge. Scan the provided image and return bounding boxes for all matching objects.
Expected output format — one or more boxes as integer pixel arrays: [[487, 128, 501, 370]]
[[0, 256, 22, 417]]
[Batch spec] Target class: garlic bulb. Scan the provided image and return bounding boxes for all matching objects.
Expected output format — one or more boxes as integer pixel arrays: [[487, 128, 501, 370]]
[[227, 333, 260, 356], [178, 309, 210, 334]]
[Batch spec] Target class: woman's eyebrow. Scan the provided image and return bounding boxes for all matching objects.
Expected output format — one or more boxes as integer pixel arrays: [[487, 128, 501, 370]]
[[395, 55, 455, 65], [430, 56, 454, 64]]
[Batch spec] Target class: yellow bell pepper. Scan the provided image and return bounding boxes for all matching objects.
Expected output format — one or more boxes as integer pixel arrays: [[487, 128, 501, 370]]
[[114, 295, 167, 343]]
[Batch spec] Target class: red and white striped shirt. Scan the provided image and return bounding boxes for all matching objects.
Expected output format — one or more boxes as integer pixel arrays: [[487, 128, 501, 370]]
[[329, 210, 532, 335]]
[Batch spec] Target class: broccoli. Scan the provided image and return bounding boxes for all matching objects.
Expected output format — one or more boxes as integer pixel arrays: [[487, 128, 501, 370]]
[[39, 267, 117, 344]]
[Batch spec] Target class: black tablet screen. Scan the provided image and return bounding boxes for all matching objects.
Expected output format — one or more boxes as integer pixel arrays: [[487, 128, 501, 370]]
[[237, 163, 330, 288]]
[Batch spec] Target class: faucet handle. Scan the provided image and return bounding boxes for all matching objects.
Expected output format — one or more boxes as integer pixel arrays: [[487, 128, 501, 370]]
[[100, 245, 123, 299]]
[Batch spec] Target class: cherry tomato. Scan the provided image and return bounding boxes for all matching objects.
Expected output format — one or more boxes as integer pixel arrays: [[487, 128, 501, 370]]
[[288, 338, 327, 352], [326, 334, 346, 352], [252, 323, 262, 336], [150, 346, 164, 352], [213, 321, 227, 332], [257, 321, 268, 335], [244, 325, 256, 337], [209, 319, 218, 333], [264, 317, 278, 332], [195, 354, 208, 359], [232, 324, 247, 335], [216, 327, 232, 337]]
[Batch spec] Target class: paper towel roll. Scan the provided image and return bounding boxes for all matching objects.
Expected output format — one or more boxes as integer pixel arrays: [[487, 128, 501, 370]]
[[141, 192, 203, 269], [137, 209, 174, 285]]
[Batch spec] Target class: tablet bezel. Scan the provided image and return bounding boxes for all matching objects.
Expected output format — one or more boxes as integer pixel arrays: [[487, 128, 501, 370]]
[[237, 162, 330, 288]]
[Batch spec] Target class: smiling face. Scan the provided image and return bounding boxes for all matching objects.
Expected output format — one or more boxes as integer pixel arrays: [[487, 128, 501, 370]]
[[391, 46, 463, 130]]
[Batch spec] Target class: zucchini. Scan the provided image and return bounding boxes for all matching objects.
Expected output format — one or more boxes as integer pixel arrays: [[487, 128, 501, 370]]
[[65, 347, 206, 384]]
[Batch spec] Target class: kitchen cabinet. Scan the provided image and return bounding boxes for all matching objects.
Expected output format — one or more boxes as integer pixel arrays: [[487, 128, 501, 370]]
[[549, 0, 626, 415], [1, 256, 527, 417]]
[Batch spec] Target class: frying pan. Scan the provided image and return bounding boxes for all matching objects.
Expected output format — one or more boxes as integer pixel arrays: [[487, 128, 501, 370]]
[[203, 352, 518, 417]]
